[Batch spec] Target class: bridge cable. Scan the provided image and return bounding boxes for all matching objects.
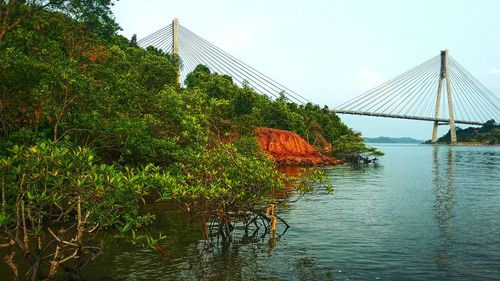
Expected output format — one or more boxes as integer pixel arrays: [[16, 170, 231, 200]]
[[355, 62, 435, 113], [450, 59, 499, 121], [340, 56, 439, 113], [338, 56, 439, 111], [450, 58, 500, 119], [138, 27, 172, 49], [179, 25, 311, 104], [368, 58, 438, 113], [180, 27, 284, 99], [447, 71, 470, 121], [389, 62, 439, 115], [179, 26, 296, 101], [137, 25, 171, 46], [180, 26, 284, 97], [179, 28, 282, 99], [449, 69, 477, 121], [402, 66, 440, 117]]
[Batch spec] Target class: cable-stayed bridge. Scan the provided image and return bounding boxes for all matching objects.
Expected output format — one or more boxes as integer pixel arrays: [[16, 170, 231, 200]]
[[138, 19, 500, 144]]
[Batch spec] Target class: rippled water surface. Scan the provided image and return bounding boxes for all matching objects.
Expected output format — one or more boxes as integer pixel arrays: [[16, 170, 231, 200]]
[[289, 145, 500, 280], [67, 145, 500, 280]]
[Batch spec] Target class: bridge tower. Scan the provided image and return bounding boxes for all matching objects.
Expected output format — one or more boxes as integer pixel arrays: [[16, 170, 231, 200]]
[[432, 49, 457, 144], [172, 18, 180, 85]]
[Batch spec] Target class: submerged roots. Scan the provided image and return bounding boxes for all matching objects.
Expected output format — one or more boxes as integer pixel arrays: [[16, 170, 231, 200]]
[[206, 205, 289, 243]]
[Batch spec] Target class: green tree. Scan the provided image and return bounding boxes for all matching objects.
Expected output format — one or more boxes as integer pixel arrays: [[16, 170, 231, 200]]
[[0, 0, 119, 41], [431, 119, 500, 144]]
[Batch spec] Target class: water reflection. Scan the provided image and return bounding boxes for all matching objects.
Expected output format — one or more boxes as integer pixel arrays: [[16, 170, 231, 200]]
[[292, 251, 335, 281], [277, 165, 303, 177], [134, 235, 282, 280], [70, 145, 500, 280], [432, 146, 456, 269]]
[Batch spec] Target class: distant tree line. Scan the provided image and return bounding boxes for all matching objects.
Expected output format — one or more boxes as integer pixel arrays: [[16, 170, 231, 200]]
[[425, 120, 500, 144]]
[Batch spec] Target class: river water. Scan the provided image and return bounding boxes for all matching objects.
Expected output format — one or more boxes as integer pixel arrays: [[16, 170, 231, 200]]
[[81, 144, 500, 280], [4, 145, 497, 280]]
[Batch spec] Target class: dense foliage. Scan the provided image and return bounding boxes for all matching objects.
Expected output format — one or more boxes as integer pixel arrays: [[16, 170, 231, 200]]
[[184, 65, 382, 159], [0, 141, 156, 279], [426, 119, 500, 144], [1, 2, 376, 280], [0, 0, 119, 40]]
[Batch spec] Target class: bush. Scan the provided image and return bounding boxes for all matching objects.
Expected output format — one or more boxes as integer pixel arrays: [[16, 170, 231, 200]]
[[0, 141, 156, 280]]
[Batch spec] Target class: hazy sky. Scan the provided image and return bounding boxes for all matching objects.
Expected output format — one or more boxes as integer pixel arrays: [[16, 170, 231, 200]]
[[112, 0, 500, 139]]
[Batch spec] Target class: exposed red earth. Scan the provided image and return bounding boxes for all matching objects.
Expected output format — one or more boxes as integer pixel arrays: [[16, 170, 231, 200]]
[[255, 127, 344, 166]]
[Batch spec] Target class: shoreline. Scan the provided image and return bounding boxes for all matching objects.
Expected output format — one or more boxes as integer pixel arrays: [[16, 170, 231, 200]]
[[421, 142, 500, 146]]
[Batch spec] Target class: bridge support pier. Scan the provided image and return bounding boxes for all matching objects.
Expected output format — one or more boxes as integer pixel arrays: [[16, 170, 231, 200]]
[[431, 121, 439, 143], [431, 49, 457, 144]]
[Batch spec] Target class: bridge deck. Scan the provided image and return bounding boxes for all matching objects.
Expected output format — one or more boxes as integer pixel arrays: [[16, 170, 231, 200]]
[[332, 110, 485, 126]]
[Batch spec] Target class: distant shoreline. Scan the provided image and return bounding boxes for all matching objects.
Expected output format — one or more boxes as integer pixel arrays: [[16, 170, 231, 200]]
[[434, 142, 500, 146], [419, 142, 500, 146], [364, 136, 423, 144], [368, 142, 500, 146]]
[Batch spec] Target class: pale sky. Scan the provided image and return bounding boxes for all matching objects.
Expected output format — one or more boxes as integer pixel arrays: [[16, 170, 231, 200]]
[[112, 0, 500, 139]]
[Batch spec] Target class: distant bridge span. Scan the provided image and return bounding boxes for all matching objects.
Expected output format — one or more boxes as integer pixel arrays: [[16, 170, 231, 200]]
[[332, 110, 485, 126], [138, 19, 500, 143]]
